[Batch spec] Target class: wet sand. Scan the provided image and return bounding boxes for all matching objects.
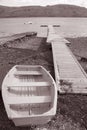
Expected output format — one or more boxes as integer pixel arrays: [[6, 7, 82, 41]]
[[0, 33, 87, 130]]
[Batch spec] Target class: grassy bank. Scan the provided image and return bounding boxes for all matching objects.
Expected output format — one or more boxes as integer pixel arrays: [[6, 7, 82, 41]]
[[67, 37, 87, 73], [0, 34, 87, 130]]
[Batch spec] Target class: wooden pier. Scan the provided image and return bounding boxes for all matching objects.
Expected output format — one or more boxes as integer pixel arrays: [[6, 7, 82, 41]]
[[47, 25, 87, 94]]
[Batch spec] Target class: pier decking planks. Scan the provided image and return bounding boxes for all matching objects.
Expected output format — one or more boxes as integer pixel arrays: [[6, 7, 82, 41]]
[[47, 25, 87, 94]]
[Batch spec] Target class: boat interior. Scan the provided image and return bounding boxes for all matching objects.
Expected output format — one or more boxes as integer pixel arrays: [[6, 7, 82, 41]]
[[6, 66, 54, 116]]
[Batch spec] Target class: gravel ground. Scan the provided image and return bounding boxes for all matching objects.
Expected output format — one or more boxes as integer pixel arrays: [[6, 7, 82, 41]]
[[0, 34, 87, 130]]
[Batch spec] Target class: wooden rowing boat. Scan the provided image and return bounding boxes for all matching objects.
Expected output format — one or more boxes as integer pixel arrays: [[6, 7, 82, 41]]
[[2, 65, 57, 126]]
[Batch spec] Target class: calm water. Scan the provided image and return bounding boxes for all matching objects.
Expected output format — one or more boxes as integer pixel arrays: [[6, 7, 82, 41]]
[[0, 17, 87, 38]]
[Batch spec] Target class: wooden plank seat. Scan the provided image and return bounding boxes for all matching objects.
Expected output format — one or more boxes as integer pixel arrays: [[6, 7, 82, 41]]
[[8, 96, 51, 104], [7, 82, 50, 87], [14, 71, 42, 76]]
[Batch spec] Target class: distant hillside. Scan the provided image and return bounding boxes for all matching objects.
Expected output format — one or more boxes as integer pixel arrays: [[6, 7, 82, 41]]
[[0, 4, 87, 17]]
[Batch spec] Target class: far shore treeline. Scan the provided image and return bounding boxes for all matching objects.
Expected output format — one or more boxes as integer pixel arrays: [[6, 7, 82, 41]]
[[1, 4, 87, 17]]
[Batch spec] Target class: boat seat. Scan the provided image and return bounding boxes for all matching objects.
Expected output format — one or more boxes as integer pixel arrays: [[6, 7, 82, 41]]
[[8, 96, 51, 104], [7, 82, 50, 87], [14, 71, 42, 76]]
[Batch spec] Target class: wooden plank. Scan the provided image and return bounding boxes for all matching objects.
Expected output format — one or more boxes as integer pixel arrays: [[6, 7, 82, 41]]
[[52, 39, 70, 44], [59, 74, 85, 78], [60, 78, 87, 83], [8, 82, 50, 87], [14, 71, 42, 76], [56, 60, 75, 63], [59, 87, 87, 94], [8, 96, 51, 104]]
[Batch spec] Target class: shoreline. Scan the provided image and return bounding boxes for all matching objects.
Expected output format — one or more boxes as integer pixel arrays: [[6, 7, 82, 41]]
[[66, 37, 87, 73], [0, 33, 87, 130]]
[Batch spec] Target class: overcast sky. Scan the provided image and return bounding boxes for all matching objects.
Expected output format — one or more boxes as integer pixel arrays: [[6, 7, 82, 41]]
[[0, 0, 87, 8]]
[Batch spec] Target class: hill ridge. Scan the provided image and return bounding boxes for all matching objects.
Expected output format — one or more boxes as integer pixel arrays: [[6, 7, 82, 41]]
[[0, 4, 87, 17]]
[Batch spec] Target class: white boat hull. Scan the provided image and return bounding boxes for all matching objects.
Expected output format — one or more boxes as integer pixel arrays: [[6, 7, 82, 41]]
[[2, 65, 57, 126]]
